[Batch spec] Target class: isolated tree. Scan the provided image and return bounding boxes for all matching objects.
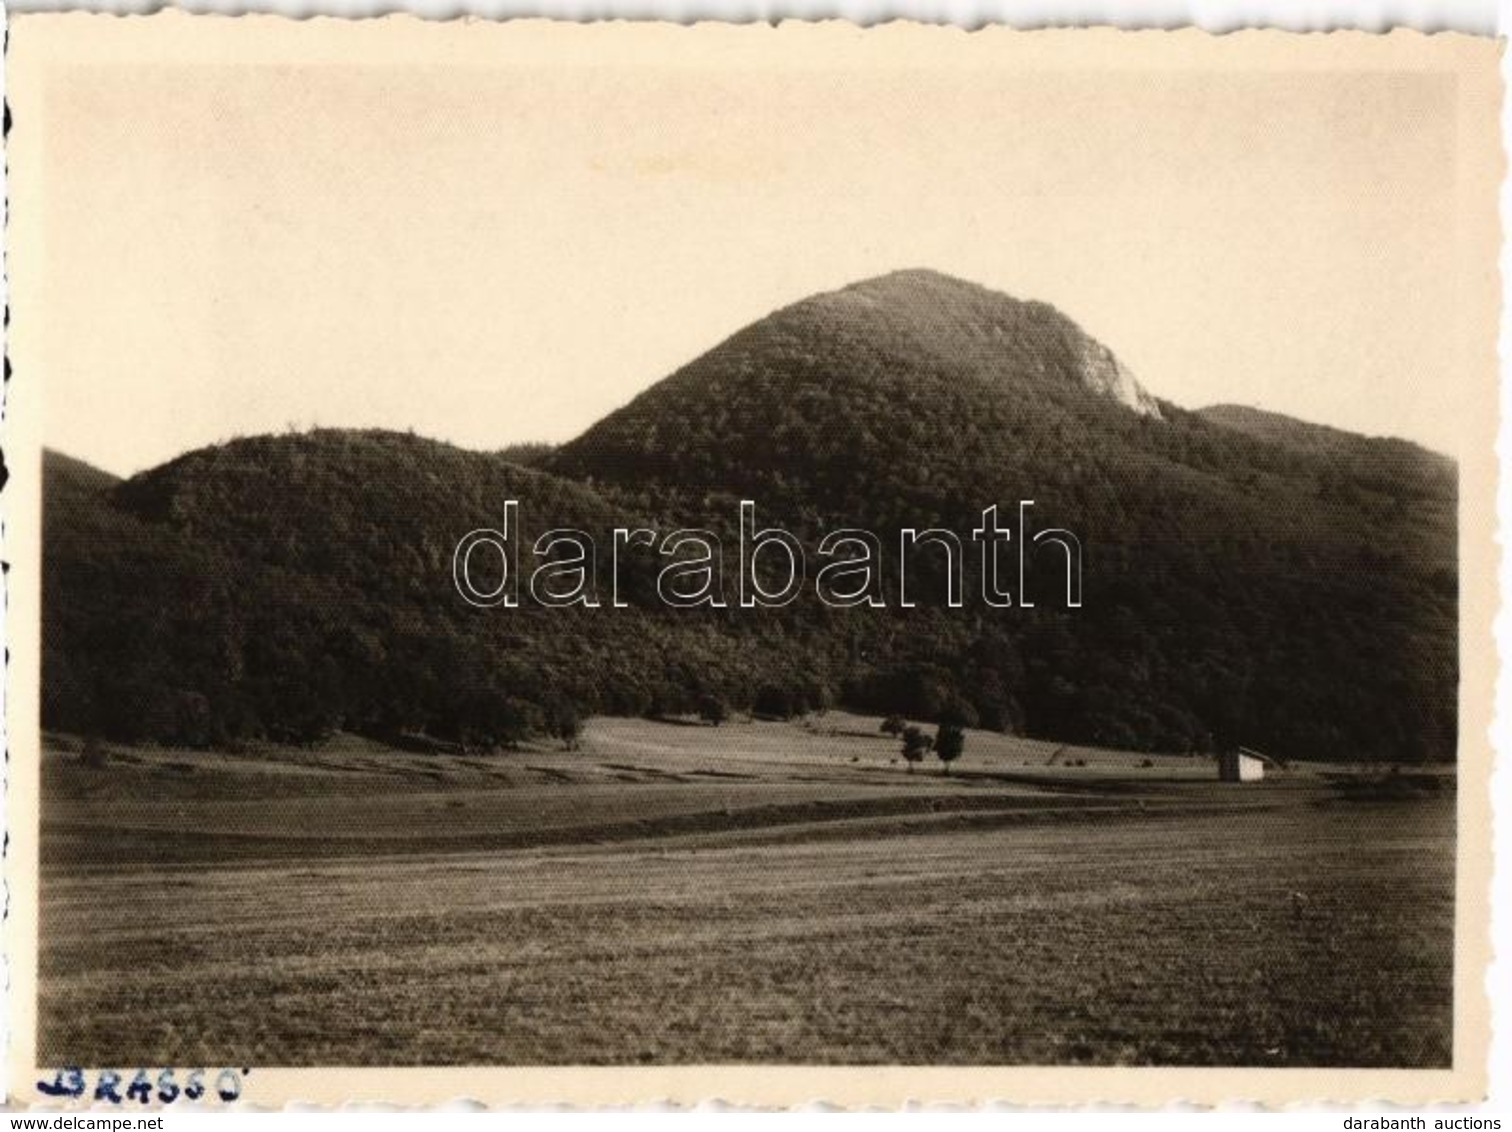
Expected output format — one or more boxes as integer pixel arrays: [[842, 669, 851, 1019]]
[[699, 695, 730, 727], [880, 714, 906, 737], [79, 734, 108, 770], [901, 725, 933, 774], [808, 682, 836, 717], [548, 702, 583, 750], [935, 723, 965, 775]]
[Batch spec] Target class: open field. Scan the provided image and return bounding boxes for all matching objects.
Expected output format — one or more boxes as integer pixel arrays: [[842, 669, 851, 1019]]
[[38, 715, 1454, 1067]]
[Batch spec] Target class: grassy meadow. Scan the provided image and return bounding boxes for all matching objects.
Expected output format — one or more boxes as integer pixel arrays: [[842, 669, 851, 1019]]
[[38, 714, 1454, 1067]]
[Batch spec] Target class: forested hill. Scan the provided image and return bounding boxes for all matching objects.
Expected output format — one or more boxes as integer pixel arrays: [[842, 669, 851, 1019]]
[[1197, 403, 1455, 502], [42, 271, 1457, 762]]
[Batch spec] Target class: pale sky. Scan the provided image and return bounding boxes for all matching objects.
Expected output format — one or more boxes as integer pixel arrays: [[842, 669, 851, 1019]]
[[16, 20, 1498, 475]]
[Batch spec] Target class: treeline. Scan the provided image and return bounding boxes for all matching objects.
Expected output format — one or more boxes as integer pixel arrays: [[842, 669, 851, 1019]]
[[43, 413, 1455, 763]]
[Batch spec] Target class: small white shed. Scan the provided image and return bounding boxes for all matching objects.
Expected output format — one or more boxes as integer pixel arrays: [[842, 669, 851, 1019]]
[[1218, 748, 1266, 783]]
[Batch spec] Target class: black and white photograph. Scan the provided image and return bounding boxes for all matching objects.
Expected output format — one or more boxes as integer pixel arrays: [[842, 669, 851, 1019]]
[[3, 13, 1502, 1109]]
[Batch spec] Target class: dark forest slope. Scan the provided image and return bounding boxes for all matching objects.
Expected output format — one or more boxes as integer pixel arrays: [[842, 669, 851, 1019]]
[[43, 273, 1457, 762]]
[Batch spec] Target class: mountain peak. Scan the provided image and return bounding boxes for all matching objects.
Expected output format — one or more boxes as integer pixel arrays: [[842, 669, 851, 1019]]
[[553, 270, 1167, 494], [793, 269, 1164, 420], [842, 267, 986, 296]]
